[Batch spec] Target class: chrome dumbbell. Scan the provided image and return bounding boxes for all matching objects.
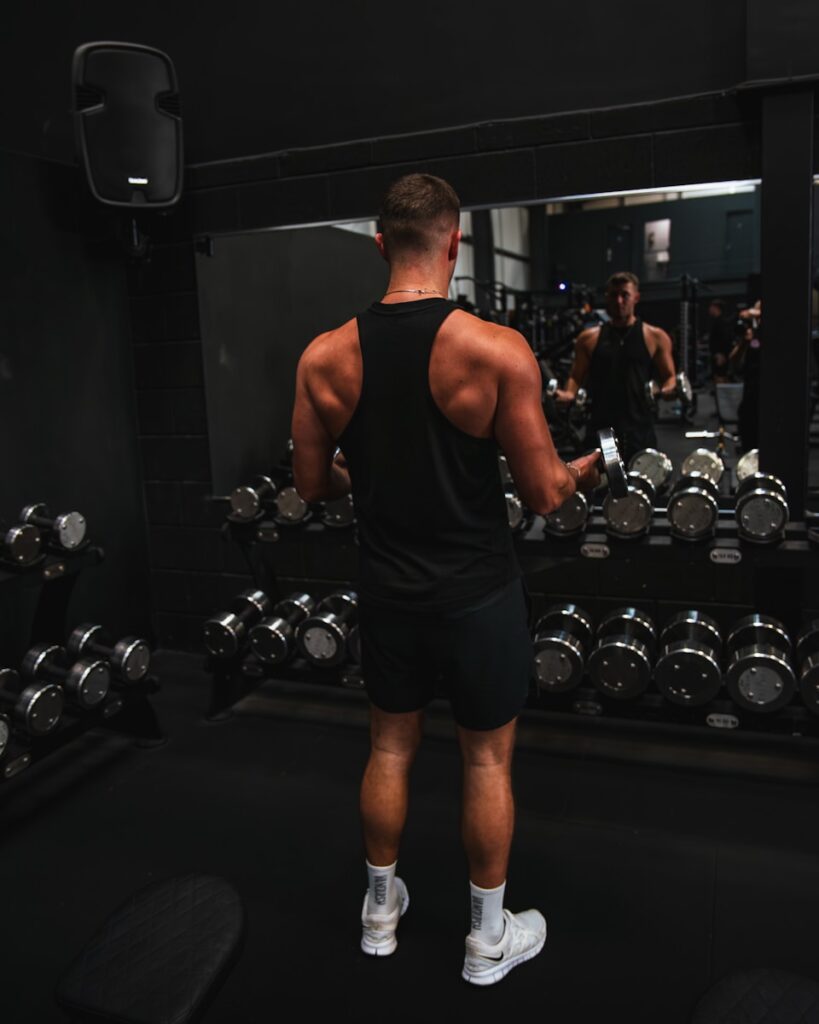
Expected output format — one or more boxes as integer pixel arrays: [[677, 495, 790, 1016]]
[[0, 667, 64, 737], [725, 614, 795, 713], [532, 604, 593, 694], [20, 644, 110, 711], [296, 590, 358, 668], [796, 620, 819, 716], [19, 504, 87, 552], [67, 625, 151, 684], [628, 448, 673, 492], [666, 472, 721, 542], [680, 448, 724, 486], [249, 593, 316, 665], [654, 611, 723, 707], [587, 607, 656, 700], [229, 475, 277, 521], [542, 491, 589, 538], [602, 471, 655, 540], [203, 589, 272, 659], [735, 473, 788, 544]]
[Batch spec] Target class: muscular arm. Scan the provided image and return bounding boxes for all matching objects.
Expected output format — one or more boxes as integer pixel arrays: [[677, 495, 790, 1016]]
[[650, 327, 677, 396], [556, 328, 595, 404], [494, 333, 591, 515], [291, 343, 351, 502]]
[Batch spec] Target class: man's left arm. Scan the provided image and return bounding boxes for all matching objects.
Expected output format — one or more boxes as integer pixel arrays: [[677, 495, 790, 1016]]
[[291, 347, 351, 502], [651, 327, 678, 398]]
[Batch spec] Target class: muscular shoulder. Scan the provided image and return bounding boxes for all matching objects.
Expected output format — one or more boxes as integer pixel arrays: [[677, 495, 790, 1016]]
[[300, 318, 358, 375], [576, 325, 601, 351], [440, 309, 534, 372], [643, 321, 672, 350]]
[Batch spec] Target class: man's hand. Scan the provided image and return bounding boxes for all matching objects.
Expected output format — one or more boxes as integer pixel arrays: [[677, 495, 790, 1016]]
[[567, 451, 601, 493], [554, 388, 575, 408], [659, 377, 678, 400]]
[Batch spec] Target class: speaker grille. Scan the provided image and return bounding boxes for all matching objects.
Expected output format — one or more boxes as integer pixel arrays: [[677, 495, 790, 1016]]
[[75, 84, 105, 111], [156, 92, 181, 117]]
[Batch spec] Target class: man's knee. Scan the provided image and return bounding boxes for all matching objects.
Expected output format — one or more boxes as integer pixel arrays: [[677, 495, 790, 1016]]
[[369, 705, 424, 763], [457, 718, 517, 769]]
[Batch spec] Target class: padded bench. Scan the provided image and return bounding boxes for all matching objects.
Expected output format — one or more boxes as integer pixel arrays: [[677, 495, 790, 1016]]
[[55, 874, 245, 1024]]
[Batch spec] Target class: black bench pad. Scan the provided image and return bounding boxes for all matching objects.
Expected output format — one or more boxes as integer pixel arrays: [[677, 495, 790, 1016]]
[[55, 874, 245, 1024]]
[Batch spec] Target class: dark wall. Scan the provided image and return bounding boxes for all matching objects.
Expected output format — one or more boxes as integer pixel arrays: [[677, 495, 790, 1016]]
[[197, 227, 389, 494], [6, 1, 749, 167], [0, 151, 151, 663]]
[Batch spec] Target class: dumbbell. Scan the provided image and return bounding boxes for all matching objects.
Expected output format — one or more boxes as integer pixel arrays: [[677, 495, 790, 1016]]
[[0, 667, 64, 736], [602, 471, 655, 540], [628, 448, 673, 492], [795, 620, 819, 715], [274, 486, 311, 525], [321, 494, 356, 528], [735, 473, 788, 544], [645, 371, 693, 409], [0, 712, 10, 761], [587, 607, 656, 700], [19, 503, 87, 551], [725, 613, 795, 713], [229, 475, 277, 521], [680, 449, 724, 485], [0, 521, 41, 566], [498, 454, 513, 487], [67, 625, 151, 684], [248, 592, 316, 665], [296, 590, 358, 668], [544, 379, 587, 407], [203, 589, 272, 658], [21, 643, 110, 710], [505, 492, 532, 533], [735, 448, 759, 484], [542, 491, 589, 538], [654, 611, 723, 706], [595, 428, 628, 498], [532, 604, 593, 694], [666, 472, 721, 541]]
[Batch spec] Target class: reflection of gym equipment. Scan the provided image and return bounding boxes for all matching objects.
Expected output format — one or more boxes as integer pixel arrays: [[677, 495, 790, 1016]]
[[229, 476, 277, 521], [667, 473, 720, 541], [725, 614, 795, 713], [681, 448, 724, 485], [645, 371, 693, 410], [587, 608, 656, 700], [735, 473, 789, 544], [735, 448, 759, 482], [654, 612, 723, 707], [628, 448, 673, 492], [533, 605, 593, 694]]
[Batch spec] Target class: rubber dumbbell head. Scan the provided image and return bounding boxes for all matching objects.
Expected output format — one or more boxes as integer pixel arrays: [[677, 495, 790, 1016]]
[[67, 624, 151, 683], [0, 667, 64, 736], [21, 643, 110, 710]]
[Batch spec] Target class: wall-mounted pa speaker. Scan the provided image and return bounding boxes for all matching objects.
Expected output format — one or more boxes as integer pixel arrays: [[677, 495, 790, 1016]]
[[72, 41, 183, 208]]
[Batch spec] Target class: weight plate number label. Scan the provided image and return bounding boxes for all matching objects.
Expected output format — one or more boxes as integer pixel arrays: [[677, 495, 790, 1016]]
[[581, 543, 610, 560], [706, 713, 739, 729], [710, 549, 742, 565]]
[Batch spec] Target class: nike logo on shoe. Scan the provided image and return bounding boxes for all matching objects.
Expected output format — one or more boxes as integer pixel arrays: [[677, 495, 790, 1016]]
[[484, 952, 505, 962]]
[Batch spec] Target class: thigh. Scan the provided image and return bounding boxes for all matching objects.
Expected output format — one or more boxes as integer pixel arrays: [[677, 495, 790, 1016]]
[[359, 601, 437, 714], [435, 580, 533, 731]]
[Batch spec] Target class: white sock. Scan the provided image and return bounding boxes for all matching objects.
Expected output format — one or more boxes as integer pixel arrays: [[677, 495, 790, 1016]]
[[366, 859, 397, 915], [469, 880, 506, 945]]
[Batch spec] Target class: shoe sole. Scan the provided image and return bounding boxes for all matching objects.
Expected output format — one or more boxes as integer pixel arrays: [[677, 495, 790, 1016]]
[[461, 931, 546, 986], [360, 886, 410, 957]]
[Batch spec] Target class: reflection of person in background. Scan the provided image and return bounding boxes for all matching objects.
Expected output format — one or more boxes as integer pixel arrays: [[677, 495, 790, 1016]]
[[555, 271, 677, 461], [731, 299, 762, 452], [706, 298, 734, 384]]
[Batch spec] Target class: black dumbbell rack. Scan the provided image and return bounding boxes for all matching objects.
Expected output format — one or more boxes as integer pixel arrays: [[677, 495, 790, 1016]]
[[0, 544, 164, 781]]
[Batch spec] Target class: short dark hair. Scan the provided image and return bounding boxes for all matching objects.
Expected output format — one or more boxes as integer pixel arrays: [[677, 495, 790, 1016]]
[[709, 298, 725, 312], [606, 271, 640, 292], [378, 173, 460, 256]]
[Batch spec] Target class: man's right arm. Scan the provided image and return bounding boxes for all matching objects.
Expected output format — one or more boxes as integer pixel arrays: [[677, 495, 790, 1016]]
[[555, 328, 594, 406], [494, 332, 598, 515]]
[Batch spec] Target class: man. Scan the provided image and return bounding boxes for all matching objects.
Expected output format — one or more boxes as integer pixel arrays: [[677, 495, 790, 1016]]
[[554, 271, 677, 461], [291, 173, 599, 986], [705, 298, 734, 384]]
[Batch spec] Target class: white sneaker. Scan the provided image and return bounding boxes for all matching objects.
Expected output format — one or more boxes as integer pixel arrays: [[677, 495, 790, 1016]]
[[360, 877, 410, 956], [462, 908, 547, 986]]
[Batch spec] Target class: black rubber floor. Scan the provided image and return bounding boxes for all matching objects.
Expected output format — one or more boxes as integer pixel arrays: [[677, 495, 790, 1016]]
[[4, 651, 819, 1024]]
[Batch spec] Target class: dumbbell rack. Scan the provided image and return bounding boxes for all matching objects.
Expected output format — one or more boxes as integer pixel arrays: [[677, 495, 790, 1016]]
[[0, 544, 164, 781]]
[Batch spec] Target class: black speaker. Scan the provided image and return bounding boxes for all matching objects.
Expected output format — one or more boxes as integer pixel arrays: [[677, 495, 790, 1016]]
[[72, 41, 183, 208]]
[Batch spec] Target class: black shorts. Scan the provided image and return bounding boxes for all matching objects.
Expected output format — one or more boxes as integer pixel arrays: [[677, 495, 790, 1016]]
[[359, 579, 533, 731]]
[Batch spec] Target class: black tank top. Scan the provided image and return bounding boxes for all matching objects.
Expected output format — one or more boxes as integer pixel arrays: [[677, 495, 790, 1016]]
[[338, 299, 519, 612], [588, 318, 657, 459]]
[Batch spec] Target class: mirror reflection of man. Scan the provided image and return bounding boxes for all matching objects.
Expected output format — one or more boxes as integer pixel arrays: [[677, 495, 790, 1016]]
[[555, 271, 677, 460]]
